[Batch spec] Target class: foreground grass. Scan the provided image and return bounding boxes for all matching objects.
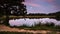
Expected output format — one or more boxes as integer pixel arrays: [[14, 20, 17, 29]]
[[11, 24, 60, 32], [0, 31, 58, 34], [0, 24, 60, 34], [0, 31, 33, 34]]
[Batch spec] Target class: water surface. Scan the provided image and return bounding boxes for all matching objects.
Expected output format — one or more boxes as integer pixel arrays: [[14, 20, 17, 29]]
[[9, 18, 60, 26]]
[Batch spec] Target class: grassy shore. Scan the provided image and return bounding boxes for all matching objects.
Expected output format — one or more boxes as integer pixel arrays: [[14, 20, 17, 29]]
[[0, 15, 56, 20]]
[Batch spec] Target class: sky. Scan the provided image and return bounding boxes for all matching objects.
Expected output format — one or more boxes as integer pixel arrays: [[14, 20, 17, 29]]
[[23, 0, 60, 14]]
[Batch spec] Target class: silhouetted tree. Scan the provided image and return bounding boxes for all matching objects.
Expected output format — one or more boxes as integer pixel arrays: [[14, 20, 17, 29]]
[[9, 0, 27, 16], [0, 0, 27, 25]]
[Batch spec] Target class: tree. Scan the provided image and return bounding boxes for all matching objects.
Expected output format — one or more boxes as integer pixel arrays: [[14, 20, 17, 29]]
[[9, 0, 27, 16], [0, 0, 27, 25]]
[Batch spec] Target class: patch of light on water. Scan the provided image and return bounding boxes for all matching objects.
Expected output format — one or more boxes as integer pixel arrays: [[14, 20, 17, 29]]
[[9, 18, 60, 26]]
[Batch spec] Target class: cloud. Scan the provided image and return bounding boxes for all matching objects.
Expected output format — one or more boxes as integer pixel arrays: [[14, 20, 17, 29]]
[[22, 2, 40, 7], [25, 0, 54, 2], [46, 0, 54, 2], [42, 0, 54, 3], [24, 0, 60, 13], [41, 0, 60, 9]]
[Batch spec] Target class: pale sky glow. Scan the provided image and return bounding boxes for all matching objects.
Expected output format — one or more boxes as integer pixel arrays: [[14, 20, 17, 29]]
[[24, 0, 60, 14]]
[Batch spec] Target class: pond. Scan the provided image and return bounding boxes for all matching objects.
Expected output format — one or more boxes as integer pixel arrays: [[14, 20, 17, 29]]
[[9, 18, 60, 27]]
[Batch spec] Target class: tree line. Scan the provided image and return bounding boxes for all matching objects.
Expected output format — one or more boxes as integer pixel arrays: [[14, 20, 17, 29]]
[[27, 11, 60, 16]]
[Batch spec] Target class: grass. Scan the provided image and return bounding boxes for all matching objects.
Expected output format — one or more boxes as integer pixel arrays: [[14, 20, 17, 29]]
[[11, 23, 60, 32], [0, 31, 58, 34], [0, 31, 33, 34], [0, 15, 56, 19], [0, 23, 60, 34]]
